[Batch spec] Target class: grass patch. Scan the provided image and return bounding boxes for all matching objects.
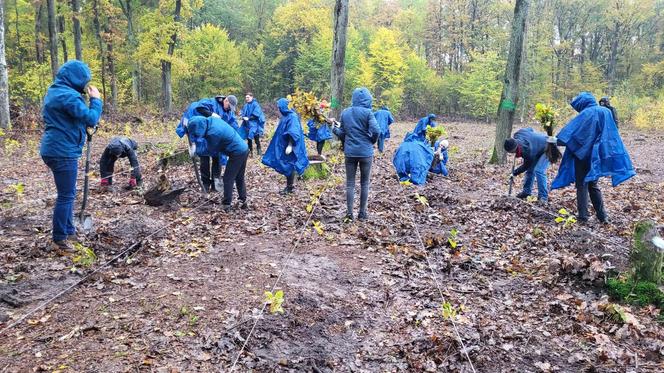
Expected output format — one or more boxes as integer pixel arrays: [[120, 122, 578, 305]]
[[302, 162, 331, 181], [607, 276, 664, 308]]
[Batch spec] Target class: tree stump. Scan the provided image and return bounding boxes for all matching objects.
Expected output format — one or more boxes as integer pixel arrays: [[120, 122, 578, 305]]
[[631, 220, 664, 284]]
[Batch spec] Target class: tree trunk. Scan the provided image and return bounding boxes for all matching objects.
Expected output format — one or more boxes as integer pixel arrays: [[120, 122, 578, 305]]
[[14, 0, 24, 72], [119, 0, 140, 103], [34, 2, 45, 64], [57, 14, 68, 62], [607, 23, 620, 94], [631, 221, 664, 284], [0, 2, 11, 129], [106, 28, 117, 109], [46, 0, 59, 78], [329, 0, 349, 119], [491, 0, 530, 164], [161, 0, 182, 113], [92, 0, 107, 102], [72, 0, 82, 60]]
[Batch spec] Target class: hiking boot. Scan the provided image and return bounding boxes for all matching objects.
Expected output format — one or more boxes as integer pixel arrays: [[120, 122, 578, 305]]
[[280, 187, 294, 195], [515, 191, 530, 200], [239, 200, 249, 210], [51, 240, 75, 256], [221, 204, 232, 213], [357, 212, 368, 221]]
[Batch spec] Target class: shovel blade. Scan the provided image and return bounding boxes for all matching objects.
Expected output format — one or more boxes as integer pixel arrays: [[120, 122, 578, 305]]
[[77, 214, 94, 234]]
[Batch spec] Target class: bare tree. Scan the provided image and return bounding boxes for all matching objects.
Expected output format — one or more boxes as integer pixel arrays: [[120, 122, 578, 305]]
[[0, 1, 11, 129], [492, 0, 530, 164], [161, 0, 182, 112], [34, 1, 45, 64], [72, 0, 83, 60], [46, 0, 59, 78], [330, 0, 349, 119]]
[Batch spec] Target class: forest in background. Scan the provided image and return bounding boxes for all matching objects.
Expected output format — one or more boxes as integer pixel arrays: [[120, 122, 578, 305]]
[[3, 0, 664, 127]]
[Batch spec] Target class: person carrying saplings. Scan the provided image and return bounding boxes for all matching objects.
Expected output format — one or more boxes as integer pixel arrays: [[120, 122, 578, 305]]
[[373, 105, 395, 153], [39, 60, 103, 251], [413, 113, 437, 141], [393, 135, 434, 185], [430, 139, 449, 176], [503, 127, 550, 203], [240, 92, 266, 157], [550, 92, 636, 224], [187, 116, 249, 211], [262, 98, 310, 195], [332, 87, 381, 222], [99, 137, 142, 189], [307, 118, 333, 156]]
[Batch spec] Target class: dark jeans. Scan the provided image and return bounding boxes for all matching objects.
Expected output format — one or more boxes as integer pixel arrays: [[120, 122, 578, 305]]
[[200, 156, 221, 190], [316, 141, 325, 155], [247, 136, 262, 154], [574, 157, 607, 222], [345, 156, 373, 217], [377, 135, 386, 153], [222, 150, 249, 205], [286, 171, 296, 189], [99, 154, 117, 184], [43, 157, 78, 241]]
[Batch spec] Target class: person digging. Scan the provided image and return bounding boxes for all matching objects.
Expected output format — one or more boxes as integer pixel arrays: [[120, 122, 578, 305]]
[[504, 127, 550, 204]]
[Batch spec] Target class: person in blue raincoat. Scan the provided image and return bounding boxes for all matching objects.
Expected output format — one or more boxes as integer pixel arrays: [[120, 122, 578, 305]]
[[332, 87, 381, 221], [413, 113, 437, 141], [240, 92, 266, 156], [430, 139, 449, 177], [39, 61, 103, 251], [374, 105, 395, 153], [393, 135, 434, 185], [187, 116, 249, 211], [307, 118, 333, 156], [550, 92, 636, 223], [503, 128, 550, 202], [176, 95, 238, 192], [262, 98, 309, 194]]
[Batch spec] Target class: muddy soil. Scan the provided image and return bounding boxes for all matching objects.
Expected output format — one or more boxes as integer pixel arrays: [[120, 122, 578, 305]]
[[0, 120, 662, 372]]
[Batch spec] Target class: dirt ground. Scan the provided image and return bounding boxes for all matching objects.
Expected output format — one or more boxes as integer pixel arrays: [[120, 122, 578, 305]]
[[0, 120, 663, 372]]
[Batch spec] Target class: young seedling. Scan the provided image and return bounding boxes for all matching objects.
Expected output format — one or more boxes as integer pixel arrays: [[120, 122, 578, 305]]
[[312, 220, 324, 235], [555, 208, 577, 228], [72, 243, 97, 267], [5, 183, 24, 199], [264, 290, 285, 314], [441, 301, 457, 319], [415, 193, 429, 207]]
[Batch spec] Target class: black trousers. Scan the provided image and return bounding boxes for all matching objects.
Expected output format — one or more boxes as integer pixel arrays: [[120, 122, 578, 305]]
[[200, 156, 221, 190], [222, 150, 249, 205], [316, 141, 325, 155], [247, 136, 262, 154], [574, 157, 607, 221]]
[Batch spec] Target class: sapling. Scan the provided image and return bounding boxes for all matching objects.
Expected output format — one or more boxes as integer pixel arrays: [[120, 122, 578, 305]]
[[264, 290, 285, 314], [534, 103, 562, 163], [554, 208, 576, 228]]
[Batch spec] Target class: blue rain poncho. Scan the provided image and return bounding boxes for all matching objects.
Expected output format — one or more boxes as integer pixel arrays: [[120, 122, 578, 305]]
[[412, 113, 436, 141], [393, 136, 434, 185], [262, 98, 310, 176], [374, 106, 395, 138], [430, 140, 449, 176], [551, 92, 636, 190], [187, 116, 248, 157], [333, 87, 380, 157], [40, 61, 103, 158], [176, 98, 222, 138], [307, 119, 333, 142], [240, 98, 266, 139]]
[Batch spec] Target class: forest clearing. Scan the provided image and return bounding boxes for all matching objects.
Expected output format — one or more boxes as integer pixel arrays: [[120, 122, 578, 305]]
[[0, 120, 662, 371]]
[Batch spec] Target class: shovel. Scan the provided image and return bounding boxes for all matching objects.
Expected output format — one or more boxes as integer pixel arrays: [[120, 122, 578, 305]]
[[182, 118, 207, 194], [507, 154, 516, 196], [78, 126, 97, 234]]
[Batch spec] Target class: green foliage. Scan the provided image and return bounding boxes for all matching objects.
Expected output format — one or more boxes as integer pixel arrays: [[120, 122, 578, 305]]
[[447, 228, 459, 250], [302, 163, 330, 181], [554, 208, 577, 228], [175, 24, 242, 102], [426, 126, 447, 144], [5, 183, 25, 198], [264, 290, 285, 314], [72, 243, 97, 268], [458, 52, 503, 121], [441, 301, 458, 319], [534, 103, 556, 130], [607, 277, 664, 308]]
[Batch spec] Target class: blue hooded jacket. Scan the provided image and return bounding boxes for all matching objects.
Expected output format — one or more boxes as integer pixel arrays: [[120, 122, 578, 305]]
[[187, 116, 248, 157], [307, 119, 333, 142], [240, 98, 266, 139], [333, 88, 380, 157], [262, 98, 309, 176], [374, 106, 395, 138], [393, 136, 434, 185], [512, 127, 547, 176], [40, 61, 103, 158], [413, 114, 436, 141], [551, 92, 635, 189], [430, 140, 449, 176], [176, 98, 238, 138]]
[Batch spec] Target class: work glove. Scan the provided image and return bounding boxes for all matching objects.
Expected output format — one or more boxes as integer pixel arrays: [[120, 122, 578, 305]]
[[100, 178, 110, 187], [546, 136, 558, 144], [128, 177, 137, 189], [285, 144, 293, 155], [189, 143, 197, 158], [243, 116, 250, 121], [438, 152, 444, 161], [211, 113, 221, 119]]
